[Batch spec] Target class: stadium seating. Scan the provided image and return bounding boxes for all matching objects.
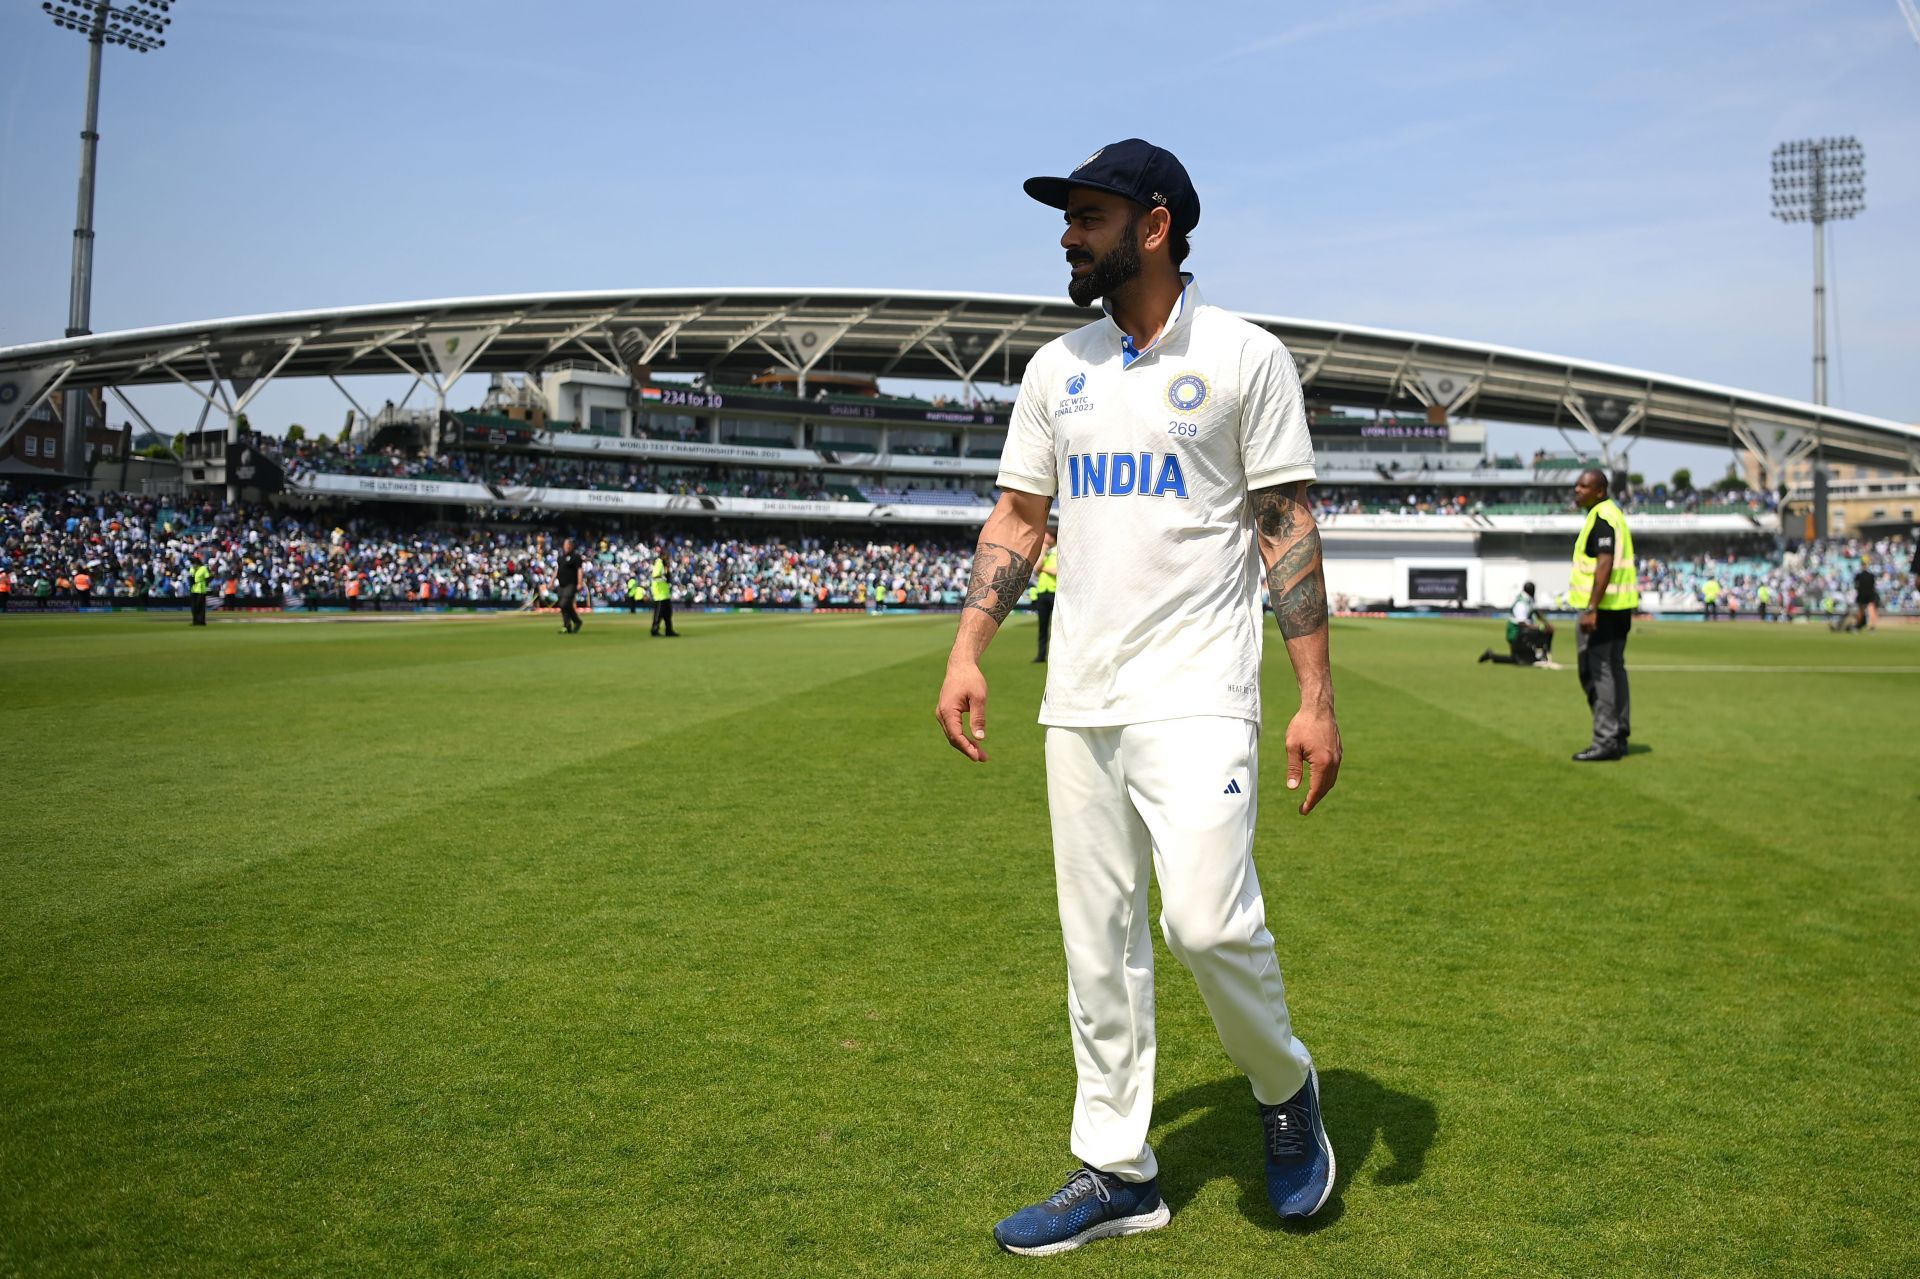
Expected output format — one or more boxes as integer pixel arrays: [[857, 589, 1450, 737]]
[[6, 482, 1909, 614], [0, 487, 985, 606], [859, 486, 985, 506], [1637, 541, 1913, 612]]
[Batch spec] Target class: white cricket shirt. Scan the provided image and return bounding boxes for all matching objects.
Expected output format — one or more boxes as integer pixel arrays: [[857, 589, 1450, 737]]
[[997, 277, 1316, 728]]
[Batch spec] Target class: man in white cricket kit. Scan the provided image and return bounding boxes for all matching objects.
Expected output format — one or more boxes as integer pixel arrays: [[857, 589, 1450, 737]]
[[935, 139, 1343, 1257]]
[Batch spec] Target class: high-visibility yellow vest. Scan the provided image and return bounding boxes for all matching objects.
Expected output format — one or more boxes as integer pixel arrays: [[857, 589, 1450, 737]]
[[650, 558, 670, 601], [1031, 548, 1058, 600], [626, 577, 642, 600], [190, 565, 211, 595], [1569, 498, 1638, 610], [1701, 580, 1720, 603]]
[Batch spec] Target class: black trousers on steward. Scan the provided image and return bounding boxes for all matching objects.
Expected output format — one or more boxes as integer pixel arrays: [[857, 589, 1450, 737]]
[[1576, 627, 1631, 750], [1033, 592, 1055, 661]]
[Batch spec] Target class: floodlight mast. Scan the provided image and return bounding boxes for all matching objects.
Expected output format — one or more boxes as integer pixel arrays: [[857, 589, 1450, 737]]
[[1770, 137, 1865, 408], [41, 0, 174, 478], [1770, 136, 1865, 539]]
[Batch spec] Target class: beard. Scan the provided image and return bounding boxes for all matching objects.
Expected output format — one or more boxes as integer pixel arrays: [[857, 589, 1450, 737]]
[[1066, 214, 1144, 307]]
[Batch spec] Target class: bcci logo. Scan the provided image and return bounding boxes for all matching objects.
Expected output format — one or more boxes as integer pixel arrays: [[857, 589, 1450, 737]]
[[1166, 372, 1209, 412], [1065, 371, 1087, 396]]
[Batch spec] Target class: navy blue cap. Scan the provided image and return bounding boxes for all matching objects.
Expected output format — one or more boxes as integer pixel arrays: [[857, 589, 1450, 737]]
[[1024, 139, 1200, 235]]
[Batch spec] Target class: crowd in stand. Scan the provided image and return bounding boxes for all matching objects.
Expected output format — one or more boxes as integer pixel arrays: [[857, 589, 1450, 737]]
[[271, 440, 474, 483], [1620, 485, 1778, 514], [0, 486, 976, 606], [1640, 538, 1917, 615], [1313, 484, 1779, 518], [266, 438, 912, 503], [1315, 487, 1517, 516], [484, 456, 839, 502], [632, 421, 708, 443], [5, 482, 1910, 613], [273, 441, 1776, 520], [278, 438, 1794, 521], [262, 438, 996, 506]]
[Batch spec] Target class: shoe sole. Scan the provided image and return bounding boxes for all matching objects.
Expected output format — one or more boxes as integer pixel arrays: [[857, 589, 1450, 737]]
[[1280, 1065, 1338, 1220], [995, 1203, 1171, 1257]]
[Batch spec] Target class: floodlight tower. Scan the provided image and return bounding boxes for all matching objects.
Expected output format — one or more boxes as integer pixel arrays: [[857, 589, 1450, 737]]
[[1771, 137, 1864, 539], [1770, 137, 1865, 407], [41, 0, 175, 477]]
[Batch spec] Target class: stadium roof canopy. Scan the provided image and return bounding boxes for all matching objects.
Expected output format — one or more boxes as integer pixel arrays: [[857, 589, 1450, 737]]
[[2, 286, 1915, 479]]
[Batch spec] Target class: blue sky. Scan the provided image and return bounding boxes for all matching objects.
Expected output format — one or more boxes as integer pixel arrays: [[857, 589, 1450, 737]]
[[2, 0, 1915, 482]]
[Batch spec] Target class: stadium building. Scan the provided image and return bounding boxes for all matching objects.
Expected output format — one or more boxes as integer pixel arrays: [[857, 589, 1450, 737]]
[[3, 287, 1917, 610]]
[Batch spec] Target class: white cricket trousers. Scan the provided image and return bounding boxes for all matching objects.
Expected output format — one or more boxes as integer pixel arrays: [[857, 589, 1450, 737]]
[[1045, 715, 1313, 1183]]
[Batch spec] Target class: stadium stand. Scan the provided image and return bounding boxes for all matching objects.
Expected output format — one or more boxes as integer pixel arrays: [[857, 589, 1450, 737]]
[[269, 440, 845, 503], [7, 485, 1910, 614], [0, 486, 978, 606], [857, 486, 987, 506], [1640, 539, 1917, 614], [5, 285, 1910, 616], [271, 435, 1788, 523], [1309, 479, 1779, 519]]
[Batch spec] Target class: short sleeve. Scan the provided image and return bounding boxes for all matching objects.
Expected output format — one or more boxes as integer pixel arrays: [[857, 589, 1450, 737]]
[[1239, 335, 1316, 490], [995, 353, 1058, 497], [1584, 522, 1616, 556]]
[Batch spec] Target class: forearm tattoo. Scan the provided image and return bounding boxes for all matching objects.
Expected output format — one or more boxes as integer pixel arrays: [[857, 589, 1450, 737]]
[[1267, 529, 1328, 639], [962, 541, 1034, 624], [1254, 482, 1329, 640], [1253, 484, 1302, 540]]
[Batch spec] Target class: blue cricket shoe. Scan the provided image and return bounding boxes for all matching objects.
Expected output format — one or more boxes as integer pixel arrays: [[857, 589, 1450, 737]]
[[992, 1165, 1171, 1256], [1262, 1066, 1336, 1219]]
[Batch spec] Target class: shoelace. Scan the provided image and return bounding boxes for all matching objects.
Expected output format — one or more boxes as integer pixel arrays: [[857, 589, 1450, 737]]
[[1264, 1103, 1309, 1160], [1047, 1167, 1112, 1207]]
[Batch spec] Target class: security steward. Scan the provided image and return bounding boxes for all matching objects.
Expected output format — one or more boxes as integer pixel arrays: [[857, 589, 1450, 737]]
[[189, 556, 212, 626], [626, 574, 644, 615], [650, 552, 679, 637], [1030, 530, 1058, 663], [1569, 468, 1638, 761]]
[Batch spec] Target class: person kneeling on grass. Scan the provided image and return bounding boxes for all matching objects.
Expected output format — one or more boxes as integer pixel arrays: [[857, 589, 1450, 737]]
[[1480, 581, 1555, 666]]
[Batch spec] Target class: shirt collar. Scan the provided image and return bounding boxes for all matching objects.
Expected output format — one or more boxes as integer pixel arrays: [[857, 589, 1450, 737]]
[[1111, 273, 1199, 368]]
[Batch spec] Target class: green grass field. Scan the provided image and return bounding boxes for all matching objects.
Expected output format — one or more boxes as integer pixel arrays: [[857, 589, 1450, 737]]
[[2, 611, 1916, 1278]]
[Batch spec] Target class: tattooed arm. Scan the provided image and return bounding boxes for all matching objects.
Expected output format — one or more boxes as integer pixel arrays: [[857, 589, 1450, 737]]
[[936, 489, 1052, 763], [1251, 481, 1342, 814]]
